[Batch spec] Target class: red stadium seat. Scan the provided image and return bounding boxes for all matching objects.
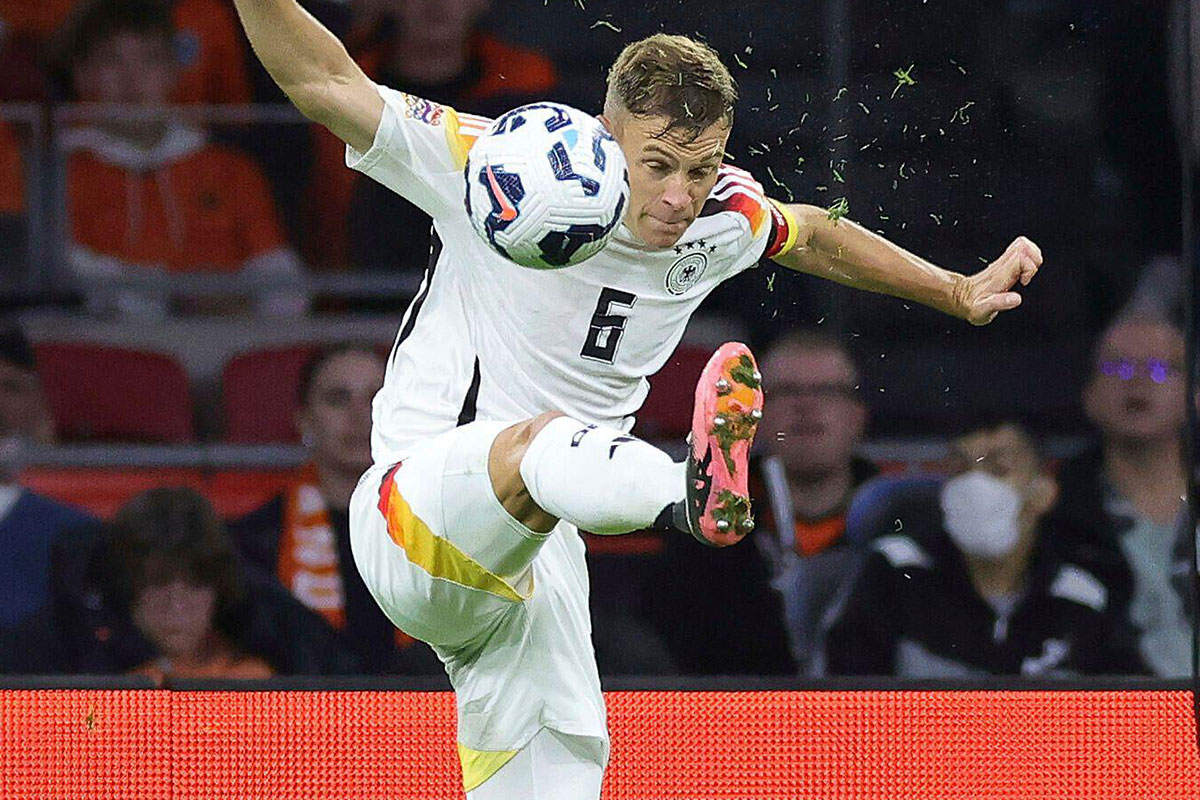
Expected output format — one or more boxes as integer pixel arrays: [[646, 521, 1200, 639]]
[[34, 343, 195, 442], [20, 467, 207, 518], [635, 344, 712, 440], [221, 345, 315, 443], [207, 468, 297, 518]]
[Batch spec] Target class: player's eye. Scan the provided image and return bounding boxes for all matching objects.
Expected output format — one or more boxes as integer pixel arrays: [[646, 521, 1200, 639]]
[[689, 166, 715, 181], [644, 160, 670, 173]]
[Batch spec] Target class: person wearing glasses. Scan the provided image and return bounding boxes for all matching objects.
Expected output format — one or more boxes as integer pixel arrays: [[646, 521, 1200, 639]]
[[1054, 316, 1193, 677], [646, 330, 875, 675]]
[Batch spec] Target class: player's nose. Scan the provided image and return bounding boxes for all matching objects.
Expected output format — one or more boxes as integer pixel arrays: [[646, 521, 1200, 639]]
[[660, 177, 692, 213]]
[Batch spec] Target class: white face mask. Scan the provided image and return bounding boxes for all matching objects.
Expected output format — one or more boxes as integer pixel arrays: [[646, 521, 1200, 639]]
[[939, 470, 1023, 560]]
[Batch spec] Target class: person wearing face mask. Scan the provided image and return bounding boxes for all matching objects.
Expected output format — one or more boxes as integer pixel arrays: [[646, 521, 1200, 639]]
[[1053, 316, 1193, 678], [229, 343, 441, 675], [820, 420, 1143, 678]]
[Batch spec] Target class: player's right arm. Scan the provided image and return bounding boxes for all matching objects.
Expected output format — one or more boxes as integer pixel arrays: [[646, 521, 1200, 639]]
[[232, 0, 381, 153]]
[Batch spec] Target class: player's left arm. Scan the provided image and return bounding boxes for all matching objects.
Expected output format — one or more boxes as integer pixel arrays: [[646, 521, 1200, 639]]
[[767, 201, 1042, 326]]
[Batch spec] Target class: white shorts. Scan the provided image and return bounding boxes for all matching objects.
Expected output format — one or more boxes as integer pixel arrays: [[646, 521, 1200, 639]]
[[465, 726, 605, 800], [349, 421, 609, 794]]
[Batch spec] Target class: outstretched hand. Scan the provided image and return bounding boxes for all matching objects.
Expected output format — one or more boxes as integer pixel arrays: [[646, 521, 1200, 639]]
[[956, 236, 1043, 326]]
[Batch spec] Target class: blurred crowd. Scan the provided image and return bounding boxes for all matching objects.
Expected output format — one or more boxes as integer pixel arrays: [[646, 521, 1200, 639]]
[[0, 0, 1195, 683]]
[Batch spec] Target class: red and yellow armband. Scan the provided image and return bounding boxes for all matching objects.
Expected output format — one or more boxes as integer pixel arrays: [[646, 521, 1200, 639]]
[[763, 199, 800, 259]]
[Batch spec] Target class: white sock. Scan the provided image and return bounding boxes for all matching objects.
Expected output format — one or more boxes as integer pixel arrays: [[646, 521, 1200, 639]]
[[518, 416, 685, 535]]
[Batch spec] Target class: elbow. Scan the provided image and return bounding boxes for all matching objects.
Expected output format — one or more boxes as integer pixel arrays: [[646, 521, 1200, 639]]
[[284, 83, 335, 125]]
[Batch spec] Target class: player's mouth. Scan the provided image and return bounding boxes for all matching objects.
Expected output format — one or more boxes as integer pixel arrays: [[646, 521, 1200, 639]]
[[647, 215, 691, 234]]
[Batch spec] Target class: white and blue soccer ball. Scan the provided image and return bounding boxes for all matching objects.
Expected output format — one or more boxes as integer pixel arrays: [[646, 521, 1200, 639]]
[[464, 102, 629, 269]]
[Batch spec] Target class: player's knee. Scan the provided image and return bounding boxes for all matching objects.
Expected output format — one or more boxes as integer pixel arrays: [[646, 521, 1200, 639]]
[[488, 411, 564, 533]]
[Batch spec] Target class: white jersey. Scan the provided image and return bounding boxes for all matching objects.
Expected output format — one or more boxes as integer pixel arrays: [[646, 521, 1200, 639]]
[[348, 85, 797, 466]]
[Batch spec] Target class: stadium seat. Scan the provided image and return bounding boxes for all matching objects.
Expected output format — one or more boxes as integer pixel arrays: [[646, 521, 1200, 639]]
[[34, 343, 195, 442], [843, 474, 944, 546], [207, 468, 297, 518], [20, 467, 207, 518], [634, 344, 712, 440], [221, 345, 315, 443]]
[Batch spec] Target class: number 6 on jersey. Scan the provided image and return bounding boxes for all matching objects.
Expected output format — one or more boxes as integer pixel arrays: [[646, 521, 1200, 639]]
[[581, 287, 637, 363]]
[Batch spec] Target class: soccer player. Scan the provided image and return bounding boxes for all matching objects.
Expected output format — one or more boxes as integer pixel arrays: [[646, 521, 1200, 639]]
[[233, 3, 1043, 797]]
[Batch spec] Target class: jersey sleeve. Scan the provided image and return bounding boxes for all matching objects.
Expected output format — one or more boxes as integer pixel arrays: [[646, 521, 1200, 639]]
[[703, 165, 800, 275], [345, 84, 491, 220]]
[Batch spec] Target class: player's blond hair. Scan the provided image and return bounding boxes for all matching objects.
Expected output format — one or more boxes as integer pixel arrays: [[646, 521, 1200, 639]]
[[604, 33, 738, 139]]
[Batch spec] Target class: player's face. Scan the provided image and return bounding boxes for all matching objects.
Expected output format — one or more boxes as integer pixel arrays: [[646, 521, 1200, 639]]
[[298, 351, 384, 479], [609, 113, 729, 248], [1083, 321, 1187, 445], [761, 346, 865, 478]]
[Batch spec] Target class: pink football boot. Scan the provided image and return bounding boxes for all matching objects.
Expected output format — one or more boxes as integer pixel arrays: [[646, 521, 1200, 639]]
[[682, 342, 764, 547]]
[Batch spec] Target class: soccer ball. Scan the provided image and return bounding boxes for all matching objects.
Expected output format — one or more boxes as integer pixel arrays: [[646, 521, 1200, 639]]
[[464, 102, 629, 269]]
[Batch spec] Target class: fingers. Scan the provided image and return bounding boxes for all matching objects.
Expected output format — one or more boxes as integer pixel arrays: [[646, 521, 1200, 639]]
[[970, 291, 1022, 326], [995, 236, 1041, 287], [1011, 236, 1041, 285], [993, 291, 1022, 311]]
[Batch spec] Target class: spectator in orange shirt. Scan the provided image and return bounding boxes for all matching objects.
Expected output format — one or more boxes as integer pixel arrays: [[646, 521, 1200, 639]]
[[59, 0, 305, 317], [306, 0, 558, 271]]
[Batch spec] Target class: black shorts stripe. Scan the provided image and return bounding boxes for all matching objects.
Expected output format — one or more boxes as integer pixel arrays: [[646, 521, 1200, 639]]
[[389, 228, 441, 366], [456, 357, 481, 426]]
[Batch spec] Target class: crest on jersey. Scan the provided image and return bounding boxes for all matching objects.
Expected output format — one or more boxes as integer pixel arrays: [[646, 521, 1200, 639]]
[[665, 253, 708, 295]]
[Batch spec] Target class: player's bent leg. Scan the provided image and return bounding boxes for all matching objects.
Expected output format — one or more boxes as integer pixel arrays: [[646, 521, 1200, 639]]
[[513, 413, 686, 535], [348, 421, 553, 653], [487, 411, 565, 533], [465, 727, 606, 800]]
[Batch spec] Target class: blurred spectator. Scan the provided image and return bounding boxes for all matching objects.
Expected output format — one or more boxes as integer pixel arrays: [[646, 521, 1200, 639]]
[[1055, 316, 1194, 677], [112, 488, 274, 684], [0, 0, 76, 40], [306, 0, 557, 271], [751, 330, 877, 672], [822, 420, 1143, 678], [168, 0, 253, 105], [1, 486, 361, 676], [58, 0, 305, 318], [0, 1, 59, 100], [643, 522, 796, 675], [584, 530, 678, 676], [1121, 254, 1187, 328], [0, 0, 250, 102], [229, 344, 440, 674], [0, 323, 91, 631], [0, 323, 55, 445]]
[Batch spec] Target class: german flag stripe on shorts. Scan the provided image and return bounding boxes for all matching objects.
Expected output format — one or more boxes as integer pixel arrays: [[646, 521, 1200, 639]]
[[375, 464, 528, 602]]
